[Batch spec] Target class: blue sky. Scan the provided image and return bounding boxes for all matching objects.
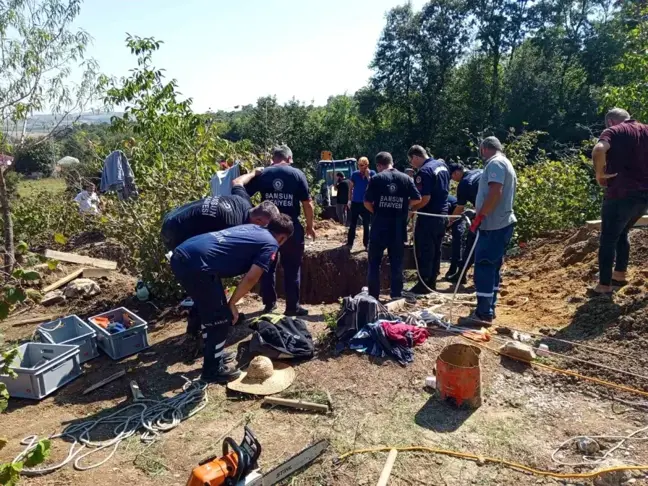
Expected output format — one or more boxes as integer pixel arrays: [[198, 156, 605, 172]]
[[75, 0, 426, 112]]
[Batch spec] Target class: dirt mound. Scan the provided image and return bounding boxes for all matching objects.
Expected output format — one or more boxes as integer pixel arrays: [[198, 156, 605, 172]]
[[560, 235, 598, 265], [64, 230, 133, 271]]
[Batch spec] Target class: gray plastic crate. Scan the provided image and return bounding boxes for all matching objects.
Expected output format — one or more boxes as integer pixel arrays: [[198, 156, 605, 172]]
[[87, 307, 149, 360], [0, 343, 82, 399], [37, 315, 99, 364]]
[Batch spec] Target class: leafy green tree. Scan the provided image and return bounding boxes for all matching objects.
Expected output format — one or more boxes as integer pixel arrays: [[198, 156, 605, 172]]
[[0, 0, 104, 273], [13, 139, 59, 175]]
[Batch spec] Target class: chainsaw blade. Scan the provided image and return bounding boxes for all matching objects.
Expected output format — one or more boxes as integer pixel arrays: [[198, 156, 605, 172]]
[[260, 439, 328, 486]]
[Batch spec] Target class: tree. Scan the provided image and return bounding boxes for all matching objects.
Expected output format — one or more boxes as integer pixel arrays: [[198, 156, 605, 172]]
[[0, 0, 104, 273], [13, 139, 58, 175]]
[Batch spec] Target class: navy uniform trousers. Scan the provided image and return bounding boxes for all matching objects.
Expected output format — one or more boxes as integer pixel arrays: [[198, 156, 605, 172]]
[[367, 218, 405, 299], [171, 253, 231, 374], [261, 223, 304, 311]]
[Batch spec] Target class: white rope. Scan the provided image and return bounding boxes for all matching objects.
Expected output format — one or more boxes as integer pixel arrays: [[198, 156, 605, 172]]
[[410, 212, 480, 326], [551, 424, 648, 467], [14, 378, 208, 475]]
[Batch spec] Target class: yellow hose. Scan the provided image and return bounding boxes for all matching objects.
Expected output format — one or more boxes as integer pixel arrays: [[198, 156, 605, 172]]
[[338, 446, 648, 479]]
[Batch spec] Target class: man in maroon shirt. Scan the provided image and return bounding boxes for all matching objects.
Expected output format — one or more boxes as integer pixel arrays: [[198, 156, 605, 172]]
[[590, 108, 648, 296]]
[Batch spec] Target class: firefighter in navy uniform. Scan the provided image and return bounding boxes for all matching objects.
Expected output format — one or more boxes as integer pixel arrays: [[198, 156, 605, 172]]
[[171, 217, 294, 383], [237, 145, 316, 316], [407, 145, 450, 294], [364, 152, 421, 300]]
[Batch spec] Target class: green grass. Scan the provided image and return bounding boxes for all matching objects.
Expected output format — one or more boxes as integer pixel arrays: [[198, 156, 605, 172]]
[[17, 177, 66, 197]]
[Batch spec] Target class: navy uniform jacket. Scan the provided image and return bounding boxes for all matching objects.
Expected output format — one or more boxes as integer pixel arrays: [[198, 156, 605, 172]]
[[364, 168, 421, 223], [174, 224, 278, 278], [415, 158, 450, 214], [456, 169, 482, 207], [161, 186, 252, 250], [245, 165, 310, 226]]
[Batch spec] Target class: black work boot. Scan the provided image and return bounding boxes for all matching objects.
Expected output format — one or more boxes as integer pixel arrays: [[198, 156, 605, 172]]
[[201, 362, 242, 384], [285, 305, 309, 317]]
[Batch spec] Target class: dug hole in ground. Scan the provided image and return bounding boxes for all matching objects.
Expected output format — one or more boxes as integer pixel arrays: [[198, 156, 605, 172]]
[[2, 222, 648, 485]]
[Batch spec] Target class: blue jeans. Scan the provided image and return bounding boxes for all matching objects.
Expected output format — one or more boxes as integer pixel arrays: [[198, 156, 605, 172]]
[[262, 224, 304, 310], [171, 253, 231, 374], [474, 224, 515, 319], [367, 218, 405, 299], [599, 192, 648, 285]]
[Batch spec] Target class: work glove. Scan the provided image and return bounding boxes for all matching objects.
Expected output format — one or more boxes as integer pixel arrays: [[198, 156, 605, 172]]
[[469, 214, 484, 233]]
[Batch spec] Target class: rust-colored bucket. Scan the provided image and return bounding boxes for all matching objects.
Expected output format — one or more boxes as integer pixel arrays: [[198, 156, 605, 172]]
[[436, 343, 482, 408]]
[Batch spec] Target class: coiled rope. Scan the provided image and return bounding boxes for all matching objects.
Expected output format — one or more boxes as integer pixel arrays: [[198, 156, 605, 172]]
[[14, 378, 207, 475]]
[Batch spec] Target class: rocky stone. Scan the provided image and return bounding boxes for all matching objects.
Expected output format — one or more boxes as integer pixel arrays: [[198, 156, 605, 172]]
[[577, 437, 600, 455], [499, 341, 536, 362], [64, 278, 101, 299], [41, 290, 65, 306]]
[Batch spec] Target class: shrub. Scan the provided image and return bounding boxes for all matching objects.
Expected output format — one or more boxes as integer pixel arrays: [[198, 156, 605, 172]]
[[13, 140, 58, 176], [515, 155, 602, 241]]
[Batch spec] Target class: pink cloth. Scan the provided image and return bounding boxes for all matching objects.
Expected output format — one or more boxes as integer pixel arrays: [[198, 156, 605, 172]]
[[380, 321, 428, 347]]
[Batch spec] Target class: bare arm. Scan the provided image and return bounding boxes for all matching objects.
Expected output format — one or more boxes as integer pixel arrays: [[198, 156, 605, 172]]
[[477, 182, 503, 217], [592, 141, 616, 186], [232, 167, 263, 187], [302, 200, 316, 239], [348, 181, 353, 203], [228, 264, 264, 323], [410, 195, 430, 211], [364, 201, 374, 214]]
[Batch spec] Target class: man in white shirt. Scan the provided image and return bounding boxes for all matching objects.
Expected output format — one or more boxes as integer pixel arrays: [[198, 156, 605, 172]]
[[74, 183, 101, 215]]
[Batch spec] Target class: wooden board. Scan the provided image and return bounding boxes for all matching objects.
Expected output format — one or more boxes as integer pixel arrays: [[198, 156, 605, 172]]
[[586, 215, 648, 229], [42, 268, 84, 293], [7, 315, 55, 327], [44, 250, 117, 270], [83, 370, 126, 395], [82, 267, 112, 279]]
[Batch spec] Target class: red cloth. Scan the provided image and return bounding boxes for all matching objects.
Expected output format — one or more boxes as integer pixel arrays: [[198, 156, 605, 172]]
[[380, 321, 428, 347]]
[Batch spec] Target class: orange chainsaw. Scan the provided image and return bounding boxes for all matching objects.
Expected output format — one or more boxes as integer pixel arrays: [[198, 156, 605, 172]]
[[187, 426, 328, 486]]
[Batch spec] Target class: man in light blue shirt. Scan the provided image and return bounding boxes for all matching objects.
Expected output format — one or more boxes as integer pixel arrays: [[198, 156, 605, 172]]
[[459, 136, 517, 327]]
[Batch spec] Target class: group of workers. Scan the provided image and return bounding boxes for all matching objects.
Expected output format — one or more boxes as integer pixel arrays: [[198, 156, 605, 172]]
[[160, 107, 647, 385]]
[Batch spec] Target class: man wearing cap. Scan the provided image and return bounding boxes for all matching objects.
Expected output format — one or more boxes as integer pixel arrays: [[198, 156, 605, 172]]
[[171, 216, 294, 383], [589, 108, 648, 296], [347, 156, 376, 250], [364, 151, 421, 300], [242, 145, 316, 317], [407, 145, 450, 294], [446, 163, 483, 284], [459, 137, 517, 327]]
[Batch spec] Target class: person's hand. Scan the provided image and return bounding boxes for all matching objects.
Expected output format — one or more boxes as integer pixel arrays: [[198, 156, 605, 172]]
[[470, 214, 484, 233], [347, 201, 351, 209], [596, 172, 617, 187], [254, 167, 264, 176], [306, 226, 317, 240], [229, 303, 239, 325]]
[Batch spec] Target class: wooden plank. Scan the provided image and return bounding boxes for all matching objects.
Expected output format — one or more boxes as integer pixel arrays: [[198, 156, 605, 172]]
[[7, 315, 55, 327], [586, 215, 648, 230], [42, 268, 84, 293], [82, 267, 111, 279], [44, 250, 117, 270], [82, 370, 126, 395], [376, 449, 398, 486], [263, 397, 330, 413]]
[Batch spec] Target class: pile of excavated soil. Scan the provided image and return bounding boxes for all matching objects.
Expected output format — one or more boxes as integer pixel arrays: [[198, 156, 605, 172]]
[[496, 226, 648, 391], [65, 230, 133, 272]]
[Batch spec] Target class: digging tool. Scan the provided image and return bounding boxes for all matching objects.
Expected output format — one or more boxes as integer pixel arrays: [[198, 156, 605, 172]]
[[186, 426, 328, 486]]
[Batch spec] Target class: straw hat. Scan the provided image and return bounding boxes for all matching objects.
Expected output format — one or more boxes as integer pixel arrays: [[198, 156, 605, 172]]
[[227, 356, 295, 396]]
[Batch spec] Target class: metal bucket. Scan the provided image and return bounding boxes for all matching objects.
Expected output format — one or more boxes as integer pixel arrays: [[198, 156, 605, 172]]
[[436, 343, 482, 408]]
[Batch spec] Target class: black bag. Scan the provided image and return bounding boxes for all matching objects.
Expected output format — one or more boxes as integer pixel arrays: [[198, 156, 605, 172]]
[[249, 314, 314, 360], [335, 292, 394, 344]]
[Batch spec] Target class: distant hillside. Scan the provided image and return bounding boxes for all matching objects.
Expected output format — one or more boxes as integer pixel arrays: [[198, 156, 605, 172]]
[[2, 112, 123, 136]]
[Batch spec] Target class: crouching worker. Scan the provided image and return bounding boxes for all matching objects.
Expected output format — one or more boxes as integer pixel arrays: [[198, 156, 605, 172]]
[[170, 216, 294, 383], [364, 152, 421, 300]]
